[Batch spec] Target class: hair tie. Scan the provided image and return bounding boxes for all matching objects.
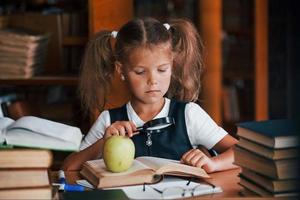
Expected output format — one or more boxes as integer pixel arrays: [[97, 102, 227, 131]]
[[111, 31, 118, 38], [163, 23, 170, 30]]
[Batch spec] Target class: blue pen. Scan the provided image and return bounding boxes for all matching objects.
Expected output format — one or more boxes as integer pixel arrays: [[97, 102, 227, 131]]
[[55, 170, 85, 192]]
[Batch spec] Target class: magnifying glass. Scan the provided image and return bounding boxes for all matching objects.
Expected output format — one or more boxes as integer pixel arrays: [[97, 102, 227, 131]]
[[136, 117, 175, 134], [134, 117, 175, 146]]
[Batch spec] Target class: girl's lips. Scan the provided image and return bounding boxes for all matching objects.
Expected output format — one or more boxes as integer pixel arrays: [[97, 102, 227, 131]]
[[146, 90, 160, 93]]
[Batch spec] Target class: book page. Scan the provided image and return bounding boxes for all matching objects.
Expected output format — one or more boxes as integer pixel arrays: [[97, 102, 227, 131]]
[[7, 116, 82, 146], [0, 117, 15, 143], [85, 159, 153, 177], [0, 117, 14, 130], [136, 156, 209, 178], [136, 157, 180, 170], [5, 128, 79, 151]]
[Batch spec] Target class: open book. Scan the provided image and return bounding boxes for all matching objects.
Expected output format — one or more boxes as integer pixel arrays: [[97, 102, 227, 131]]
[[80, 156, 210, 188], [0, 116, 83, 151]]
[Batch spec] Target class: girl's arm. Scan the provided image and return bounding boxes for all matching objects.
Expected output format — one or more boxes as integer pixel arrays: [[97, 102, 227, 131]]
[[62, 120, 137, 171], [210, 134, 239, 171], [181, 134, 239, 173], [62, 138, 104, 171]]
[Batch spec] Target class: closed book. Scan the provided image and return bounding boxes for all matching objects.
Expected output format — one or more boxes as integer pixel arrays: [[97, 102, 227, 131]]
[[63, 190, 129, 200], [239, 187, 259, 197], [237, 119, 300, 149], [0, 28, 50, 43], [239, 176, 300, 197], [241, 168, 300, 193], [0, 169, 49, 189], [0, 186, 52, 199], [234, 146, 299, 179], [0, 149, 52, 168], [0, 28, 49, 79], [80, 156, 209, 188], [237, 137, 299, 160]]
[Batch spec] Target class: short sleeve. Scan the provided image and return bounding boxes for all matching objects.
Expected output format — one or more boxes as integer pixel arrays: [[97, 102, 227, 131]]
[[79, 110, 111, 150], [185, 102, 228, 149]]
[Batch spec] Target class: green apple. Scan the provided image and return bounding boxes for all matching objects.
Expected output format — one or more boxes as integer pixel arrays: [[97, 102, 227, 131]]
[[103, 135, 135, 173]]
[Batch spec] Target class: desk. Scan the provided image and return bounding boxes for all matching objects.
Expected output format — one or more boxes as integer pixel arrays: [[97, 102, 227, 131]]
[[52, 169, 295, 199]]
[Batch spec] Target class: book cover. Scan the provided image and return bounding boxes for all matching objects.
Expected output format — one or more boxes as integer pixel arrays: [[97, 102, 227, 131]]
[[237, 119, 300, 148], [234, 146, 300, 179], [0, 186, 52, 199], [0, 149, 53, 168], [0, 169, 50, 188], [240, 168, 300, 193], [237, 137, 299, 160], [239, 176, 300, 197], [63, 189, 129, 200]]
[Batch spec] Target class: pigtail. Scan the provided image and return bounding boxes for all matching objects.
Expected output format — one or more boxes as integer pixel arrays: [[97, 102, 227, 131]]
[[168, 19, 204, 102], [79, 31, 115, 115]]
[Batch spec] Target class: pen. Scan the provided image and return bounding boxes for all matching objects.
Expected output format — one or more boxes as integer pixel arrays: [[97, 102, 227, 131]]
[[55, 170, 85, 192], [58, 170, 66, 184]]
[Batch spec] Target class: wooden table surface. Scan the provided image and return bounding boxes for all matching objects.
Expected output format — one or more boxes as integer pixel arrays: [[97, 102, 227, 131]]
[[52, 168, 297, 199]]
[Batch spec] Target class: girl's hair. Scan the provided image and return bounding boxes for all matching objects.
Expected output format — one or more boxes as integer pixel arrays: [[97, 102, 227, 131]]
[[79, 18, 204, 115]]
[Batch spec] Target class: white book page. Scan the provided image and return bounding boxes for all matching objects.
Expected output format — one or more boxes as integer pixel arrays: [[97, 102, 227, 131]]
[[0, 117, 14, 130], [7, 116, 82, 146], [105, 176, 222, 199], [86, 159, 152, 177], [5, 128, 78, 151], [136, 156, 180, 171], [0, 117, 15, 143]]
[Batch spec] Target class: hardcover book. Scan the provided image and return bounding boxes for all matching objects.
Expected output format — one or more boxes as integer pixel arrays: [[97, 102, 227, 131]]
[[234, 146, 299, 179], [0, 169, 50, 188], [237, 137, 299, 160], [236, 119, 300, 149], [80, 156, 209, 188], [0, 149, 52, 168], [240, 168, 300, 193]]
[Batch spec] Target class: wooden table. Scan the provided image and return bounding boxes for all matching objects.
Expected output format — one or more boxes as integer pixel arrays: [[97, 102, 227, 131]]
[[52, 169, 296, 199]]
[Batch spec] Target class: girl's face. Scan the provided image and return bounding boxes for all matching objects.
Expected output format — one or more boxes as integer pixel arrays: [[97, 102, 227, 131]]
[[121, 43, 173, 105]]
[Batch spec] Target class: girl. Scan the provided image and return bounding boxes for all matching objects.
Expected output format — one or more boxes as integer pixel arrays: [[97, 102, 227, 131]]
[[62, 18, 238, 173]]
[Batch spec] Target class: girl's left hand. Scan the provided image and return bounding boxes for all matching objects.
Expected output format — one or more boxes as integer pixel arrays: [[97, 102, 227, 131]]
[[180, 149, 216, 173]]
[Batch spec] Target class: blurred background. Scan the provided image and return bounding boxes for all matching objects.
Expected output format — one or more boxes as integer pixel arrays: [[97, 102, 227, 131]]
[[0, 0, 299, 137]]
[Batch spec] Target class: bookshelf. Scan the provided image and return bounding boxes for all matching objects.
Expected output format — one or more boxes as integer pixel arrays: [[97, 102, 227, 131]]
[[0, 0, 133, 131], [197, 0, 269, 134], [0, 0, 272, 136], [0, 76, 78, 86]]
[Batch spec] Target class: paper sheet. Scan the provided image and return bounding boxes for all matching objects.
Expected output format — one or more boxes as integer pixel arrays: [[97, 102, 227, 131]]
[[105, 176, 222, 199]]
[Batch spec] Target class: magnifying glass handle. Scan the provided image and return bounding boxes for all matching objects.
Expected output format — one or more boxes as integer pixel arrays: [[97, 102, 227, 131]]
[[135, 126, 143, 132]]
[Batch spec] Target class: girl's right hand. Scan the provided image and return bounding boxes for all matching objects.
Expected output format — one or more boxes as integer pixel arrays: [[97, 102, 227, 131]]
[[104, 121, 138, 139]]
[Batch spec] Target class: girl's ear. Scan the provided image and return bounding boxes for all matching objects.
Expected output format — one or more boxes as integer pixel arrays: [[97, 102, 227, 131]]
[[115, 61, 125, 81], [115, 61, 123, 75]]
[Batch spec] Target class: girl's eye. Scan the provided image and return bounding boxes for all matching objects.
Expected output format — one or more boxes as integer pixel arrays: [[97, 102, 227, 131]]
[[158, 69, 167, 72], [158, 66, 170, 72], [135, 70, 145, 75]]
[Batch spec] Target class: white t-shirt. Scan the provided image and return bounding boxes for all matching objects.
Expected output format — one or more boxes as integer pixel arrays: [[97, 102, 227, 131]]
[[80, 98, 227, 151]]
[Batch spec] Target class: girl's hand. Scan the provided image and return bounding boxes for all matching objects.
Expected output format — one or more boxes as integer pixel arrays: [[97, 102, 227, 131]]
[[104, 121, 137, 139], [180, 149, 216, 173]]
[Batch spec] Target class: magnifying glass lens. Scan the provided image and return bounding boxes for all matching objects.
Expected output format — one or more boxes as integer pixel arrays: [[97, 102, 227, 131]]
[[141, 117, 175, 132], [146, 123, 172, 131]]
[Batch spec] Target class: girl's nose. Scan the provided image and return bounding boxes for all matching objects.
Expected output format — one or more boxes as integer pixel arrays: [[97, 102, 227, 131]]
[[147, 72, 158, 85]]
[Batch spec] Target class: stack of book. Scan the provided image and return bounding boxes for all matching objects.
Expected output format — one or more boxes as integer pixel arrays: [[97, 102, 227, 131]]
[[0, 149, 53, 199], [234, 119, 300, 197], [0, 116, 83, 199], [0, 28, 50, 78]]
